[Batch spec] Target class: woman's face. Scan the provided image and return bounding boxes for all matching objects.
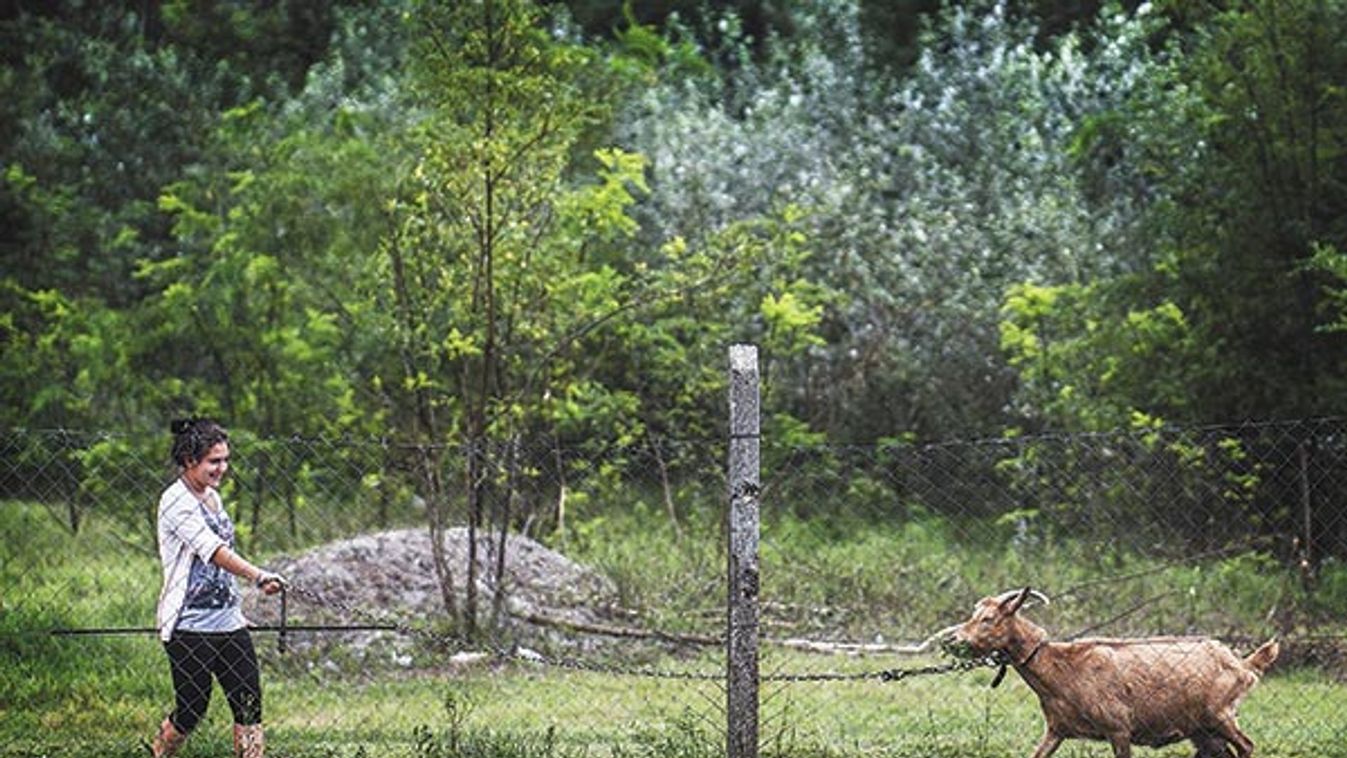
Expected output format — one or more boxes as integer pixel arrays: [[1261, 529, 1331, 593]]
[[183, 441, 230, 492]]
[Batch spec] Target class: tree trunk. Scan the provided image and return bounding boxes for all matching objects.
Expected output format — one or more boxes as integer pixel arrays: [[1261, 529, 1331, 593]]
[[423, 445, 459, 624], [651, 435, 682, 542]]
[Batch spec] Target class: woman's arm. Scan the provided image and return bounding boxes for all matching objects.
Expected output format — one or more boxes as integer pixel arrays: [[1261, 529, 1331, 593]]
[[210, 546, 285, 594]]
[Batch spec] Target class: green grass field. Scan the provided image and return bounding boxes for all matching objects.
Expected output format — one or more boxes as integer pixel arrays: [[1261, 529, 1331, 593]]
[[4, 645, 1343, 757], [4, 500, 1346, 758]]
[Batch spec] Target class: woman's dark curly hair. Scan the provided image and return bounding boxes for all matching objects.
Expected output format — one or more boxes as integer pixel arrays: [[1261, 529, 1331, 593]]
[[169, 417, 229, 467]]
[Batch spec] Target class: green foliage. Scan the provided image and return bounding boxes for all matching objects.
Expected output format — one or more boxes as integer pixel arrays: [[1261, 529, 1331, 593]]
[[411, 720, 585, 758], [4, 0, 1347, 454], [2, 5, 209, 305], [0, 280, 180, 436], [616, 709, 721, 758], [0, 0, 411, 438], [561, 498, 722, 631], [605, 4, 714, 85], [621, 0, 1169, 440], [1307, 243, 1347, 333], [381, 0, 626, 445], [160, 0, 348, 97], [362, 3, 837, 584], [1310, 558, 1347, 620], [150, 29, 406, 432], [1040, 0, 1347, 425], [999, 280, 1197, 430]]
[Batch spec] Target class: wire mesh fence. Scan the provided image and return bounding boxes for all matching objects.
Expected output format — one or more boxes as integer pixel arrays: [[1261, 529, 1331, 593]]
[[3, 416, 1347, 757]]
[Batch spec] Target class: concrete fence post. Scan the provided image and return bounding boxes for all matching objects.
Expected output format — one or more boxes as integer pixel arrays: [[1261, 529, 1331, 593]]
[[727, 343, 761, 758]]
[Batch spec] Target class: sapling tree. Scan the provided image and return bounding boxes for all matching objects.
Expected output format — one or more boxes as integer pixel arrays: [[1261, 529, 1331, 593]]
[[378, 0, 654, 632]]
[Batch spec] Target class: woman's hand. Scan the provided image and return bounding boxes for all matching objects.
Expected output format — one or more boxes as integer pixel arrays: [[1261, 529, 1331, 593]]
[[255, 571, 287, 595]]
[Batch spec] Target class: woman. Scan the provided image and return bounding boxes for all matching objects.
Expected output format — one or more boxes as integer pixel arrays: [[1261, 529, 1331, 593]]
[[150, 418, 285, 758]]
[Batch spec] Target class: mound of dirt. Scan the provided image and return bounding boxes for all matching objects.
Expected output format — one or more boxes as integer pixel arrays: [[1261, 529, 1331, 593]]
[[242, 527, 621, 666]]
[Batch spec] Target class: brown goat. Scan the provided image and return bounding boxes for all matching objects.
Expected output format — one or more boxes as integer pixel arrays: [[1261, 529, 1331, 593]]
[[952, 588, 1279, 758]]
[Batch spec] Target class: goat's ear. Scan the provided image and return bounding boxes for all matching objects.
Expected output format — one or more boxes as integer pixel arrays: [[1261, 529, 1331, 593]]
[[1003, 586, 1032, 615]]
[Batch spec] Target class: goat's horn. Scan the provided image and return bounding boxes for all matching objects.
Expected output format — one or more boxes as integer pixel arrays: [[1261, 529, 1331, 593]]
[[993, 587, 1052, 609]]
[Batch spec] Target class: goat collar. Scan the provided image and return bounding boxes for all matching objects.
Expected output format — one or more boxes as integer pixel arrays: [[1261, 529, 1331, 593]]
[[989, 639, 1048, 688], [1017, 639, 1048, 668]]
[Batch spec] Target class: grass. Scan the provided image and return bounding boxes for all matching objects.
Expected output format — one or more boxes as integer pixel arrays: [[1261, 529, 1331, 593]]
[[7, 652, 1341, 757], [4, 500, 1347, 757]]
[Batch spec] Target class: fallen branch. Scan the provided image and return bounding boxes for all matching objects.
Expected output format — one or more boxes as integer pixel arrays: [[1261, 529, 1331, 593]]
[[515, 611, 720, 646], [516, 610, 959, 655]]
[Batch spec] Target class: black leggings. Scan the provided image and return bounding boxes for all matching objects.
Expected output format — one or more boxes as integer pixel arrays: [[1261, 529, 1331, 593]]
[[164, 629, 262, 733]]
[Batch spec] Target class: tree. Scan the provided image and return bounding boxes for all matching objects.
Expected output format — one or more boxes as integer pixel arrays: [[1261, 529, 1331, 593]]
[[0, 1, 352, 313], [1165, 0, 1347, 421], [0, 0, 406, 431], [144, 0, 410, 546], [1007, 0, 1347, 429], [375, 0, 642, 633], [0, 0, 412, 539], [994, 0, 1347, 568], [621, 0, 1165, 440]]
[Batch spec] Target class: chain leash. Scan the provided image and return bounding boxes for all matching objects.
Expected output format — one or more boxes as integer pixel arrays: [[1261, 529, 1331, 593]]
[[760, 655, 1001, 683], [283, 581, 998, 683]]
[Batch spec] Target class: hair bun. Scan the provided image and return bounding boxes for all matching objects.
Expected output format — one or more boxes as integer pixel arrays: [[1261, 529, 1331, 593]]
[[170, 418, 194, 435]]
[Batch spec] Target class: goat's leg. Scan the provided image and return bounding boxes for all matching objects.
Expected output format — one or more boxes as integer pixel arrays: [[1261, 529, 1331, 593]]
[[1211, 717, 1254, 758], [1028, 728, 1063, 758], [1107, 734, 1132, 758], [1191, 732, 1234, 758]]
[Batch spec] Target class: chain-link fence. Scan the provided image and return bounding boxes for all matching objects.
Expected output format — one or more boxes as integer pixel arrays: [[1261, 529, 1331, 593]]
[[4, 415, 1347, 757]]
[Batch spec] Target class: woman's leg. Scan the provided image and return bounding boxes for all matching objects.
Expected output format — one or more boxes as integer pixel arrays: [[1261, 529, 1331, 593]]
[[215, 629, 265, 757], [165, 632, 214, 734], [215, 629, 262, 725], [152, 632, 212, 756]]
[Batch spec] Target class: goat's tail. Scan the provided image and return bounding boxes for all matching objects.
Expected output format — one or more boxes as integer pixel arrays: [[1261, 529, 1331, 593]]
[[1244, 638, 1280, 675]]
